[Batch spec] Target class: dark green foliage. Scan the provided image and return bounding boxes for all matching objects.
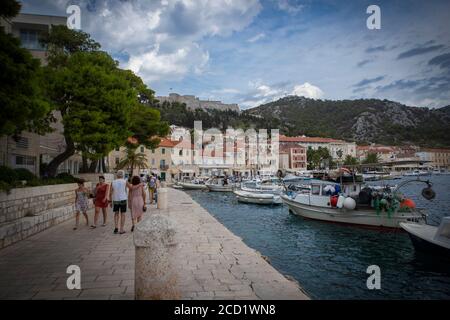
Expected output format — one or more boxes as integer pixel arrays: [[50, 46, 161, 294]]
[[0, 166, 18, 184], [0, 22, 52, 137], [13, 168, 36, 181], [0, 0, 21, 19], [54, 172, 77, 183]]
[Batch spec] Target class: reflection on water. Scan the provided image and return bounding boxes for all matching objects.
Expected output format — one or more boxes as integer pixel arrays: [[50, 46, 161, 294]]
[[186, 175, 450, 299]]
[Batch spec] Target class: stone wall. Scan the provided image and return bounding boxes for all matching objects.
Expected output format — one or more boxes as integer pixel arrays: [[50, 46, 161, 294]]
[[0, 183, 92, 249]]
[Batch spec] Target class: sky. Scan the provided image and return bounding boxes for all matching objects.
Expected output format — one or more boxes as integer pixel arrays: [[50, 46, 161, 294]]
[[20, 0, 450, 109]]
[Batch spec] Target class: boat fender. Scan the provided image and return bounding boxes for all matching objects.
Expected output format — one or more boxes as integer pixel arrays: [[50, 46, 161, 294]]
[[343, 197, 356, 210], [330, 195, 338, 207], [336, 195, 345, 208]]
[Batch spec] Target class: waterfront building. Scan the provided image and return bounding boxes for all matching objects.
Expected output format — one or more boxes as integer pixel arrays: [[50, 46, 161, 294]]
[[279, 145, 307, 171], [279, 135, 356, 160], [416, 148, 450, 170], [0, 13, 82, 175]]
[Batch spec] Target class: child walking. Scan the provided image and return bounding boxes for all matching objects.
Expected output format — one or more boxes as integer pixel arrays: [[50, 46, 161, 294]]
[[74, 179, 89, 230]]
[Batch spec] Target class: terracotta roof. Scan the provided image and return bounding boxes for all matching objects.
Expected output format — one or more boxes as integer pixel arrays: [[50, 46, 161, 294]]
[[279, 135, 344, 143], [158, 137, 177, 148]]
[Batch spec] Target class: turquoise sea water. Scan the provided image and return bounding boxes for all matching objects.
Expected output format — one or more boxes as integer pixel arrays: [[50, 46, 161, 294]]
[[186, 175, 450, 299]]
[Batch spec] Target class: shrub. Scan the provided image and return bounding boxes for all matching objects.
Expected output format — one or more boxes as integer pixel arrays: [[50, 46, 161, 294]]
[[14, 168, 36, 181], [55, 172, 77, 183], [0, 166, 18, 184]]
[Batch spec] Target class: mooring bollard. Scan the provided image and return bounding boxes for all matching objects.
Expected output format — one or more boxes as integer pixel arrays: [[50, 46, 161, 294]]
[[134, 214, 179, 299], [157, 187, 168, 210]]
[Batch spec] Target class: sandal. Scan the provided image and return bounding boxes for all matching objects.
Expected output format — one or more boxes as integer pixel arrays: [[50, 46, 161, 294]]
[[131, 226, 134, 232], [73, 227, 77, 230], [90, 225, 97, 229], [119, 231, 126, 234]]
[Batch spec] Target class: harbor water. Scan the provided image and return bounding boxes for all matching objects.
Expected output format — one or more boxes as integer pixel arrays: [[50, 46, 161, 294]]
[[186, 175, 450, 299]]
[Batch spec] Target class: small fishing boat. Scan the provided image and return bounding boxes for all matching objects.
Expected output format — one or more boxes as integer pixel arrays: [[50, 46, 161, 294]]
[[234, 190, 282, 205], [205, 176, 236, 192], [281, 169, 434, 228], [400, 217, 450, 257], [176, 177, 208, 190], [240, 180, 284, 195]]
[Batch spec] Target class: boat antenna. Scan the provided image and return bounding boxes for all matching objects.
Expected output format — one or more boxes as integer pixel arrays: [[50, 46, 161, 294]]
[[394, 178, 436, 200]]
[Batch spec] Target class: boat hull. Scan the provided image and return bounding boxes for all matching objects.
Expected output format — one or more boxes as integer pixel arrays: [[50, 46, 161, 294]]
[[234, 191, 282, 205], [178, 182, 207, 190], [282, 195, 424, 228], [206, 184, 234, 192], [400, 222, 450, 257]]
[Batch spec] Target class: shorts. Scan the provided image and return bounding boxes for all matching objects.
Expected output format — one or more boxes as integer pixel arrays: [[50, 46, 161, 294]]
[[113, 200, 127, 213]]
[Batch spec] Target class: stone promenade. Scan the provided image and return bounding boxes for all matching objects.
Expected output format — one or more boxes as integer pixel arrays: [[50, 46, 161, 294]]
[[0, 188, 309, 300]]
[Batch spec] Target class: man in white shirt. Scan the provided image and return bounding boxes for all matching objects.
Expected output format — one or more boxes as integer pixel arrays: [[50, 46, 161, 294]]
[[109, 170, 128, 234]]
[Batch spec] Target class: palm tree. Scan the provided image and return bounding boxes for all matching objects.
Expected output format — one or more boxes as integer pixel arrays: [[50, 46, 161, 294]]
[[116, 147, 148, 176], [362, 152, 380, 164]]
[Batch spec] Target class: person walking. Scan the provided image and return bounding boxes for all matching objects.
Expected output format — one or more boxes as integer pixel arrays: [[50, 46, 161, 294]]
[[91, 176, 109, 229], [74, 179, 89, 230], [128, 176, 146, 232], [110, 170, 128, 234], [148, 174, 157, 204]]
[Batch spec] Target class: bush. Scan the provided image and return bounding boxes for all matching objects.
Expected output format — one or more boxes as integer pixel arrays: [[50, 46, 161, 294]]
[[14, 168, 36, 181], [55, 172, 77, 183], [0, 165, 18, 184]]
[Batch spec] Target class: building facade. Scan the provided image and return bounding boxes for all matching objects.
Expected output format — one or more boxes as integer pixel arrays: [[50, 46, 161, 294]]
[[0, 13, 82, 176]]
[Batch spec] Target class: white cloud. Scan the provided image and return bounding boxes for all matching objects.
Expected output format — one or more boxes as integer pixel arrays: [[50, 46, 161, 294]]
[[127, 43, 209, 82], [33, 0, 262, 83], [292, 82, 324, 99], [277, 0, 304, 14], [248, 32, 266, 43]]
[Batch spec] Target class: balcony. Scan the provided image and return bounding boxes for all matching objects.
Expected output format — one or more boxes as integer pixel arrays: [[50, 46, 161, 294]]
[[160, 164, 169, 171]]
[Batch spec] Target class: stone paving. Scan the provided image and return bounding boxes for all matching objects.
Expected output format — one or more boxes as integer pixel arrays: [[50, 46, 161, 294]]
[[166, 188, 309, 300], [0, 188, 309, 300], [0, 207, 136, 300]]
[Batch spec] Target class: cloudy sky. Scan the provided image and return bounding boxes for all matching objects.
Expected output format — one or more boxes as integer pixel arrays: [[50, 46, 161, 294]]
[[21, 0, 450, 109]]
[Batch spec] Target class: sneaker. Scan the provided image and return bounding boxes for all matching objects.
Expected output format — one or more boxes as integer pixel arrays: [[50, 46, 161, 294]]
[[113, 228, 118, 234]]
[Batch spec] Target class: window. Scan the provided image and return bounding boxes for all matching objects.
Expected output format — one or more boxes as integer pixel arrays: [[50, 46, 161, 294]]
[[20, 29, 45, 50], [115, 147, 120, 151], [15, 137, 29, 149], [115, 157, 120, 166], [151, 159, 155, 165], [140, 146, 144, 153], [162, 148, 165, 154], [152, 149, 155, 154], [179, 150, 183, 156], [15, 155, 35, 166], [311, 185, 321, 195]]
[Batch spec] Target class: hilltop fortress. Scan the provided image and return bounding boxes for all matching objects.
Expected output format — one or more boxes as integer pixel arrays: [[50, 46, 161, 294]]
[[157, 93, 240, 112]]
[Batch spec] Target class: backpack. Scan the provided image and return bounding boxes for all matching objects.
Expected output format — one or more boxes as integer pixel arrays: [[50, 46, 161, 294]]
[[149, 176, 156, 188]]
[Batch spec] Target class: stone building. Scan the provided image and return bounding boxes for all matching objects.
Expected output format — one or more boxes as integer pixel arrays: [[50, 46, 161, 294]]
[[156, 93, 240, 112]]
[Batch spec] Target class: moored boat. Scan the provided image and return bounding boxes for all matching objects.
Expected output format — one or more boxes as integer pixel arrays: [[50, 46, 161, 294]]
[[234, 190, 282, 205], [400, 217, 450, 257], [205, 176, 236, 192], [281, 170, 433, 228]]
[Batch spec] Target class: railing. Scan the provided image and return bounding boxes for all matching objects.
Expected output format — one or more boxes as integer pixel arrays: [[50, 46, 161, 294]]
[[160, 165, 169, 171]]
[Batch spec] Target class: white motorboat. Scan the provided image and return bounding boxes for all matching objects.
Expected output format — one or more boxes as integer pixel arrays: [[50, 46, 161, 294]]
[[281, 175, 433, 228], [205, 177, 236, 192], [404, 170, 431, 176], [240, 180, 285, 195], [176, 177, 208, 190], [400, 217, 450, 257], [234, 190, 282, 205]]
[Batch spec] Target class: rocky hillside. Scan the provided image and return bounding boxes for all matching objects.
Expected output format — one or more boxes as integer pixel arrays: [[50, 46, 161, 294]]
[[243, 96, 450, 147]]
